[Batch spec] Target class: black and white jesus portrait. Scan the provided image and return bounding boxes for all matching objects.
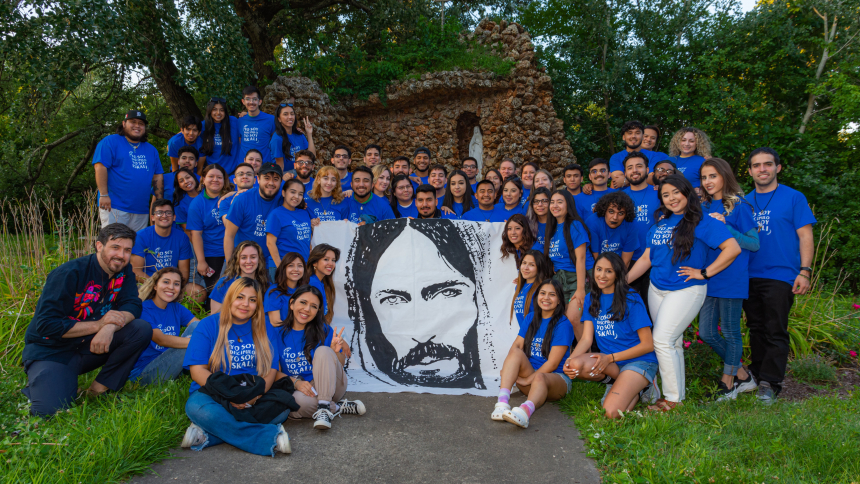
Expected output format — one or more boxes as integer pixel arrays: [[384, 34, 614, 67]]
[[344, 218, 498, 390]]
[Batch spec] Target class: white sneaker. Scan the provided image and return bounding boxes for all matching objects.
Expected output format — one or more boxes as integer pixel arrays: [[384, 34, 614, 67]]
[[276, 425, 291, 454], [491, 402, 510, 421], [313, 407, 335, 430], [735, 372, 758, 393], [336, 398, 366, 416], [502, 406, 530, 428], [181, 424, 206, 448]]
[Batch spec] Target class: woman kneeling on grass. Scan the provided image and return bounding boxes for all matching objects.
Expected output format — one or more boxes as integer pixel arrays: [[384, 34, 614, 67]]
[[273, 285, 365, 430], [181, 278, 291, 456], [492, 279, 574, 428], [128, 267, 200, 384], [563, 253, 659, 419]]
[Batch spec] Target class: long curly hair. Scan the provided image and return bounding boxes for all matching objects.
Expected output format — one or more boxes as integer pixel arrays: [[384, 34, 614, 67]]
[[668, 127, 713, 158], [218, 241, 269, 291], [500, 214, 536, 265], [138, 266, 185, 301], [594, 191, 636, 222], [699, 157, 745, 215], [655, 175, 702, 264]]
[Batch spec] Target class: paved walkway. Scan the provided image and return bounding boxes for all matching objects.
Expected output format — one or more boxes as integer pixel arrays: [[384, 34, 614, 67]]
[[131, 392, 600, 483]]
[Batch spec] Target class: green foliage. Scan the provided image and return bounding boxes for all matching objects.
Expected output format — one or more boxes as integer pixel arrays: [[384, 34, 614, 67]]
[[282, 19, 515, 101], [790, 355, 839, 384]]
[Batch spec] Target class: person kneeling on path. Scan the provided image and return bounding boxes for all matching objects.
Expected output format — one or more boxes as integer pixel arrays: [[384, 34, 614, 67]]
[[128, 267, 200, 384], [563, 253, 660, 418], [21, 223, 152, 417], [492, 279, 574, 429], [272, 285, 365, 430], [182, 277, 294, 456]]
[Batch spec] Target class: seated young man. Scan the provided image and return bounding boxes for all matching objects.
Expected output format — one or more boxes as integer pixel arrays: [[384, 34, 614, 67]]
[[131, 199, 204, 302], [21, 223, 152, 417], [168, 115, 205, 173]]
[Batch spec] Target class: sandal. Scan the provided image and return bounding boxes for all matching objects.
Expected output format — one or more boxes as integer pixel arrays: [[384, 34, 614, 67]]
[[647, 399, 682, 412]]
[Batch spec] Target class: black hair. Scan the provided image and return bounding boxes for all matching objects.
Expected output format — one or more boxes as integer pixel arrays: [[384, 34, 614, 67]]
[[501, 214, 536, 264], [525, 187, 552, 235], [306, 244, 341, 323], [201, 99, 232, 157], [392, 155, 410, 165], [594, 191, 635, 222], [279, 284, 328, 363], [333, 144, 352, 158], [442, 170, 475, 213], [429, 164, 447, 177], [461, 157, 478, 165], [150, 198, 174, 214], [644, 125, 662, 148], [620, 120, 645, 134], [352, 165, 373, 180], [509, 250, 553, 323], [389, 174, 415, 217], [116, 122, 148, 143], [475, 179, 495, 192], [172, 167, 198, 207], [245, 148, 263, 160], [588, 158, 609, 171], [415, 184, 442, 218], [364, 144, 382, 155], [500, 177, 523, 207], [234, 162, 254, 173], [180, 115, 202, 130], [543, 189, 591, 271], [281, 178, 308, 209], [523, 278, 566, 359], [522, 162, 539, 173], [588, 252, 637, 322], [294, 149, 315, 163], [176, 145, 199, 160], [96, 223, 137, 246], [622, 151, 648, 169], [748, 147, 781, 166], [655, 175, 702, 264], [271, 252, 309, 298], [563, 163, 583, 177], [274, 104, 301, 162], [654, 159, 677, 171], [242, 86, 262, 98]]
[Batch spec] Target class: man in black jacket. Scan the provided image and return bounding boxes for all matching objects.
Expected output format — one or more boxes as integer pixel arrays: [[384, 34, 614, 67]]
[[22, 223, 152, 417]]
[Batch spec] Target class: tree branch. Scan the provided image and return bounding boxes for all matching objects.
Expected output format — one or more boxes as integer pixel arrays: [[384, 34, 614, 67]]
[[63, 137, 100, 199], [24, 127, 88, 174]]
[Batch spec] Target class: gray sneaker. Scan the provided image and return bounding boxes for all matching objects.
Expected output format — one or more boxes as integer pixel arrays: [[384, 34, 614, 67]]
[[756, 381, 776, 405], [600, 383, 613, 405], [640, 381, 661, 405]]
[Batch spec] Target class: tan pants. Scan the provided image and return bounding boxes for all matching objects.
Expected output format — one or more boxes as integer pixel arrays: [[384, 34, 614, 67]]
[[290, 346, 348, 418]]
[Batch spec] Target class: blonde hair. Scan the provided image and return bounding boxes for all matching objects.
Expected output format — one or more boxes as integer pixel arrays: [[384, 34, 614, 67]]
[[138, 267, 185, 301], [534, 169, 555, 190], [700, 157, 744, 215], [668, 127, 713, 158], [308, 166, 345, 203], [207, 277, 273, 377], [372, 164, 392, 197]]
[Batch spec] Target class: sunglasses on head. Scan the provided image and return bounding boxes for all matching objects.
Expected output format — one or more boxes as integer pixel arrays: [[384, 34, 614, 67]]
[[209, 97, 227, 103], [280, 103, 294, 107]]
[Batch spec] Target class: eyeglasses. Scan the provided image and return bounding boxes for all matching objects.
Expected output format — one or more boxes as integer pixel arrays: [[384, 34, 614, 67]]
[[153, 211, 174, 217], [463, 165, 477, 169], [655, 167, 675, 174], [533, 199, 550, 205], [209, 97, 226, 103], [280, 103, 294, 107], [296, 160, 314, 166]]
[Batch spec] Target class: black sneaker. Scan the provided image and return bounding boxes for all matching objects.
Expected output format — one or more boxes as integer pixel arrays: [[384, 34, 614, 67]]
[[735, 371, 758, 393], [313, 404, 335, 430], [336, 398, 366, 416], [711, 381, 737, 402]]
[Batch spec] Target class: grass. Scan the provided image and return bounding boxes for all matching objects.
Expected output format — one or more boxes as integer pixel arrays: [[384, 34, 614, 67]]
[[790, 355, 839, 384]]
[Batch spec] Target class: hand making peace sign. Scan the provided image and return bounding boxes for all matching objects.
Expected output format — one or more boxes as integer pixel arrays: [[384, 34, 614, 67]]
[[330, 326, 352, 358]]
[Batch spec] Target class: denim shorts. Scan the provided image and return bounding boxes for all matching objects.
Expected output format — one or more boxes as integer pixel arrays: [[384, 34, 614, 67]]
[[619, 360, 659, 384], [557, 373, 573, 394]]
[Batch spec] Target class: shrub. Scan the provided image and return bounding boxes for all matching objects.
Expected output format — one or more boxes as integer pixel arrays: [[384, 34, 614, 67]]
[[789, 355, 838, 384]]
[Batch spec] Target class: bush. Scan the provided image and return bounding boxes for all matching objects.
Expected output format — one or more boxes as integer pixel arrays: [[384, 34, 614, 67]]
[[789, 355, 838, 384]]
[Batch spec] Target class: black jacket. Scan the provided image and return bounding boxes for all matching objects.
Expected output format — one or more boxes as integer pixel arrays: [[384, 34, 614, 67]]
[[199, 372, 300, 423]]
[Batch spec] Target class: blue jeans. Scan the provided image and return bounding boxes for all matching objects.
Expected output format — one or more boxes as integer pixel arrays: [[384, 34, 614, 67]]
[[698, 296, 744, 376], [136, 320, 200, 385], [185, 390, 291, 456]]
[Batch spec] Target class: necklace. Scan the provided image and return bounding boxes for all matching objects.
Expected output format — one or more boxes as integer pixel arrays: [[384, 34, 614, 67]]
[[752, 184, 779, 215], [126, 138, 141, 151], [627, 186, 649, 208], [232, 325, 253, 343]]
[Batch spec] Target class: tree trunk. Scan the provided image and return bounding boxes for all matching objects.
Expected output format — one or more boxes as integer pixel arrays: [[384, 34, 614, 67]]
[[233, 0, 285, 86], [150, 56, 202, 124]]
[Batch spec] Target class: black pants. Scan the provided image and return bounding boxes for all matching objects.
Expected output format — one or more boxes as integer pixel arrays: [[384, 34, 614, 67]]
[[742, 278, 794, 393], [202, 256, 226, 292], [22, 319, 152, 417], [629, 263, 651, 316]]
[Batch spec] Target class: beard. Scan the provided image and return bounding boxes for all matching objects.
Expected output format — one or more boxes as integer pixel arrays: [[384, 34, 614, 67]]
[[623, 139, 642, 150], [123, 126, 145, 142], [627, 173, 647, 186]]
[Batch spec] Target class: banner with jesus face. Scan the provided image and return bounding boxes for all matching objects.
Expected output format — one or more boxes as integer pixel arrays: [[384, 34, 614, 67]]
[[311, 219, 519, 396]]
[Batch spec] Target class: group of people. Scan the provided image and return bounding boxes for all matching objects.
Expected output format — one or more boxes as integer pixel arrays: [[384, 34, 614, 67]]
[[20, 91, 816, 453]]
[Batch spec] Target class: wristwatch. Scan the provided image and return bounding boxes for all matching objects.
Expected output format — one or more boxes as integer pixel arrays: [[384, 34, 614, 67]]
[[800, 266, 813, 274], [701, 268, 710, 280]]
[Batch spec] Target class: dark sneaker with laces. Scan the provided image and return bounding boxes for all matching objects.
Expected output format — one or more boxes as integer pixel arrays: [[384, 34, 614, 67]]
[[756, 381, 776, 406], [712, 381, 737, 402], [313, 405, 335, 430], [735, 371, 758, 393], [336, 398, 366, 416]]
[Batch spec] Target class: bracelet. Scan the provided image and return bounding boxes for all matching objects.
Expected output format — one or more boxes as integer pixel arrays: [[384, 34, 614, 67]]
[[610, 354, 615, 362], [798, 273, 810, 280]]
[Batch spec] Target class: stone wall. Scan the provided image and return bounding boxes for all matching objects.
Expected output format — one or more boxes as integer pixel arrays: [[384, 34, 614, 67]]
[[261, 19, 575, 179]]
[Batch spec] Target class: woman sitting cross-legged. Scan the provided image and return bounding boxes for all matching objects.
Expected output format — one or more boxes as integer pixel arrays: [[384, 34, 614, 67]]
[[563, 253, 659, 419], [128, 267, 200, 384], [265, 252, 309, 326], [181, 277, 292, 456], [492, 279, 575, 428], [273, 285, 365, 430]]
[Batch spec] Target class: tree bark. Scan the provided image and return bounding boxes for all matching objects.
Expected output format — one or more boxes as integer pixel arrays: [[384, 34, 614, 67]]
[[150, 56, 202, 123], [233, 0, 286, 86]]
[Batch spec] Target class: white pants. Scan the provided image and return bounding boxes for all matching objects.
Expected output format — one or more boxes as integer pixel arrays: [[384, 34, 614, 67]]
[[648, 283, 707, 402], [99, 208, 149, 232]]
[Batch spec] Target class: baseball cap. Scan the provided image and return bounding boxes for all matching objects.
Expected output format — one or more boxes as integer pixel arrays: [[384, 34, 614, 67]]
[[258, 162, 284, 177], [413, 147, 431, 157], [124, 110, 148, 124]]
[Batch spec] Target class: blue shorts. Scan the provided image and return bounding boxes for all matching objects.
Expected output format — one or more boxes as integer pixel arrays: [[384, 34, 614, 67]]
[[619, 360, 659, 384], [557, 373, 573, 394]]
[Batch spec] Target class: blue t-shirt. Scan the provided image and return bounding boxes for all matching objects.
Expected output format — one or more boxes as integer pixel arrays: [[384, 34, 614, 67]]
[[703, 199, 757, 299], [264, 284, 295, 321], [532, 222, 547, 250], [237, 112, 276, 163], [167, 132, 203, 165], [608, 149, 669, 174], [518, 313, 574, 373], [340, 173, 352, 192], [513, 282, 535, 331], [394, 201, 419, 219], [224, 189, 283, 263], [462, 207, 495, 222], [581, 291, 657, 366], [183, 313, 279, 394], [173, 194, 197, 225], [186, 193, 226, 257], [585, 214, 639, 257], [622, 186, 661, 260], [301, 177, 315, 194], [547, 220, 590, 272], [647, 213, 732, 291], [209, 276, 240, 304], [162, 172, 200, 202], [273, 324, 333, 381], [201, 118, 241, 173], [266, 206, 312, 267], [306, 196, 348, 221], [129, 299, 195, 380], [490, 203, 523, 222], [309, 274, 328, 316], [574, 188, 617, 223], [92, 134, 164, 214], [669, 155, 706, 188], [132, 226, 193, 277], [346, 194, 395, 224], [270, 132, 309, 171], [745, 185, 816, 285], [520, 187, 531, 207]]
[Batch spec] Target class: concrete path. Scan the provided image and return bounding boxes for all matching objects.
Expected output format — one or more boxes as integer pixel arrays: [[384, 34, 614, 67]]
[[131, 392, 600, 483]]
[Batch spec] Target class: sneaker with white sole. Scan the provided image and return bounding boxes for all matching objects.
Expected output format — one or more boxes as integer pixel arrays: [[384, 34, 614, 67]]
[[600, 383, 614, 405], [336, 398, 366, 416], [276, 425, 291, 454], [313, 406, 335, 430], [491, 402, 510, 421], [181, 424, 206, 448], [713, 381, 738, 402], [502, 406, 530, 428], [640, 381, 661, 405], [756, 381, 776, 406], [735, 371, 758, 393]]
